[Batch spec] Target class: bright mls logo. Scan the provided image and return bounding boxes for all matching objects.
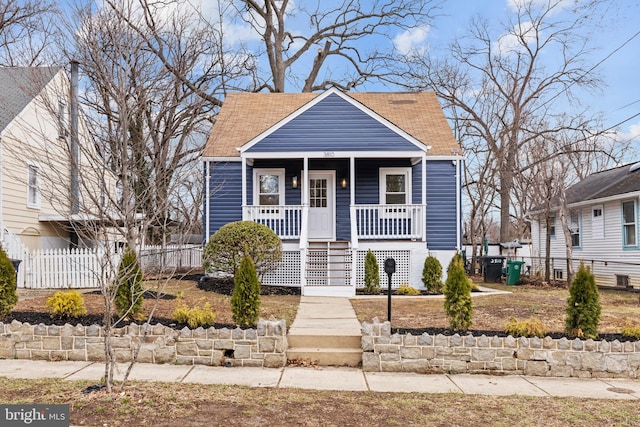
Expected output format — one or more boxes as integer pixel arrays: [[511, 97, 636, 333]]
[[1, 405, 68, 426]]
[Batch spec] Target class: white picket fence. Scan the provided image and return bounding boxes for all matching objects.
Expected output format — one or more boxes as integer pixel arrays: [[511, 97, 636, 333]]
[[138, 245, 203, 272], [3, 233, 203, 289]]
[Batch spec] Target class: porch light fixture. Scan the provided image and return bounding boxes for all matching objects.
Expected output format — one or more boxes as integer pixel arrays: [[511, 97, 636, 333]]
[[341, 178, 347, 189], [292, 176, 298, 189]]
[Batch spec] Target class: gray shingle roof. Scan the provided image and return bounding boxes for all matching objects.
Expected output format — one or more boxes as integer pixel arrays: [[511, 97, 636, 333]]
[[565, 163, 640, 204], [0, 66, 60, 134]]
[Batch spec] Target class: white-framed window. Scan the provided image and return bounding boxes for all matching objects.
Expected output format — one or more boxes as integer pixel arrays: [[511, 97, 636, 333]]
[[622, 200, 637, 247], [570, 211, 581, 248], [253, 168, 285, 217], [379, 168, 411, 205], [548, 212, 556, 237], [27, 163, 41, 208]]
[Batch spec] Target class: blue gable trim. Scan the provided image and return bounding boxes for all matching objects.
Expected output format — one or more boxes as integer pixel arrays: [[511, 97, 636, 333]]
[[247, 93, 420, 153], [425, 160, 457, 250]]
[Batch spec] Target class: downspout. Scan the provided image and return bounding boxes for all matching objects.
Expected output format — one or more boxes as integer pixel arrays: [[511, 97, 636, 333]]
[[69, 60, 80, 248]]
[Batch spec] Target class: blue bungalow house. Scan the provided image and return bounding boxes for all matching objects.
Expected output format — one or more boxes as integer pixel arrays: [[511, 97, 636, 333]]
[[203, 88, 463, 296]]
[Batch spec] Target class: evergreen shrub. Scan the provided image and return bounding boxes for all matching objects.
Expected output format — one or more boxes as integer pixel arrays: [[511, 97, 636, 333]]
[[363, 250, 380, 295], [565, 262, 601, 339], [231, 255, 261, 327], [115, 247, 144, 319], [443, 252, 473, 331], [0, 247, 17, 317]]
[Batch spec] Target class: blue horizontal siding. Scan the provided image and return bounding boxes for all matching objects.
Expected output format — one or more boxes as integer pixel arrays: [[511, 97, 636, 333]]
[[207, 161, 242, 240], [248, 93, 419, 153], [425, 160, 457, 250], [205, 158, 459, 249]]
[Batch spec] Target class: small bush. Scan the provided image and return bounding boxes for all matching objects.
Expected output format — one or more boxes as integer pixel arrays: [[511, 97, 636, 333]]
[[396, 282, 421, 295], [504, 316, 547, 338], [203, 221, 282, 278], [443, 252, 473, 331], [231, 255, 261, 327], [621, 323, 640, 340], [565, 262, 601, 339], [363, 250, 380, 295], [172, 298, 216, 328], [422, 255, 444, 294], [115, 247, 145, 319], [0, 247, 17, 317], [45, 290, 88, 319]]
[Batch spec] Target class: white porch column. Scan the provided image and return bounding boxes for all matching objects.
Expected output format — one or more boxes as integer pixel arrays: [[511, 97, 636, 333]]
[[349, 156, 358, 290], [300, 156, 309, 293]]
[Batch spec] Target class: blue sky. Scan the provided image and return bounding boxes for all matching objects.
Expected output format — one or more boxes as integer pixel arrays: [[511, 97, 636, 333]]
[[419, 0, 640, 147], [206, 0, 640, 148], [93, 0, 640, 149]]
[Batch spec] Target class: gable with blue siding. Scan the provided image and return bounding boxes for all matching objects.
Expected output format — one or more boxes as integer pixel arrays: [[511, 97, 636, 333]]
[[247, 93, 421, 153]]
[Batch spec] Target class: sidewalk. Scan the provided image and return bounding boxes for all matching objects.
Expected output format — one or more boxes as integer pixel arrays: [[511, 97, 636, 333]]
[[0, 359, 638, 399]]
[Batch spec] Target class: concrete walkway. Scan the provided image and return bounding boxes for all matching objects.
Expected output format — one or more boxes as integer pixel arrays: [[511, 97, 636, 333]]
[[0, 359, 638, 399], [289, 296, 361, 334]]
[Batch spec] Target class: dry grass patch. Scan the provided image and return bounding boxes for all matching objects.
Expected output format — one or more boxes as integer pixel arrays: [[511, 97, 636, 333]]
[[0, 378, 638, 426], [351, 282, 640, 335]]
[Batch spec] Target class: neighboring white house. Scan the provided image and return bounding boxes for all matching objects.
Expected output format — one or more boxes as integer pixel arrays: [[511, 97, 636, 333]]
[[0, 66, 115, 252], [529, 163, 640, 288]]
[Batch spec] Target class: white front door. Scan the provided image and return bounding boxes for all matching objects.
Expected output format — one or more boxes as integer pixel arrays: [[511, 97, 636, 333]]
[[307, 171, 335, 240]]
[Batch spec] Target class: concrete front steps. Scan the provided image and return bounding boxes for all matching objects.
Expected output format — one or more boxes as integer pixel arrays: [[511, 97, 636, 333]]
[[286, 297, 362, 367]]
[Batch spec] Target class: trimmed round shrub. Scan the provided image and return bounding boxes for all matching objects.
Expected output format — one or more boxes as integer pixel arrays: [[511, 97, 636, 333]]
[[203, 221, 282, 278], [0, 247, 17, 317], [565, 262, 601, 339], [45, 290, 88, 319], [363, 249, 380, 295], [231, 255, 261, 327], [443, 252, 473, 331], [422, 255, 444, 294], [115, 246, 144, 319]]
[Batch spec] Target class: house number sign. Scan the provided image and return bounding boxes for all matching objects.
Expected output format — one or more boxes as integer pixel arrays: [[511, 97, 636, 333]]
[[324, 151, 335, 158]]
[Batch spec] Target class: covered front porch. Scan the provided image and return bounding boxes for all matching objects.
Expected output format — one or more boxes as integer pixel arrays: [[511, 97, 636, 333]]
[[240, 150, 431, 296]]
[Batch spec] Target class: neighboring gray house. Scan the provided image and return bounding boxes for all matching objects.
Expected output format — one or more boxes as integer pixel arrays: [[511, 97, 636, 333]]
[[203, 88, 463, 296], [530, 162, 640, 288]]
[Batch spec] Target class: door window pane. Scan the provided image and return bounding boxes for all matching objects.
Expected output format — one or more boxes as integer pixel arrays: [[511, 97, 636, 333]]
[[310, 179, 327, 208]]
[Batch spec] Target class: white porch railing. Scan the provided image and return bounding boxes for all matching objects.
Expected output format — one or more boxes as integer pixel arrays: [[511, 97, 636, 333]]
[[354, 204, 425, 240], [243, 205, 303, 240]]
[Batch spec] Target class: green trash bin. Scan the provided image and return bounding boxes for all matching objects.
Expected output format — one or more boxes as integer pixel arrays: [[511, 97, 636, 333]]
[[506, 260, 525, 285]]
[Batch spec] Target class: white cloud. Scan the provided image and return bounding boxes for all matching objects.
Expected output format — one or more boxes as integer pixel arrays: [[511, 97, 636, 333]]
[[617, 120, 640, 144], [393, 25, 430, 55], [493, 20, 535, 55]]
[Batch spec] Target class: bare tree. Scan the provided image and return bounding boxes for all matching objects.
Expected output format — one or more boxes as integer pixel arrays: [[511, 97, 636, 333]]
[[230, 0, 438, 92], [399, 0, 610, 242], [0, 0, 59, 65], [11, 0, 233, 391]]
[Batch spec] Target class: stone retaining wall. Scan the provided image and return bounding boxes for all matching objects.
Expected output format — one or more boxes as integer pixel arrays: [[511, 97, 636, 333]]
[[362, 318, 640, 378], [0, 317, 287, 368]]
